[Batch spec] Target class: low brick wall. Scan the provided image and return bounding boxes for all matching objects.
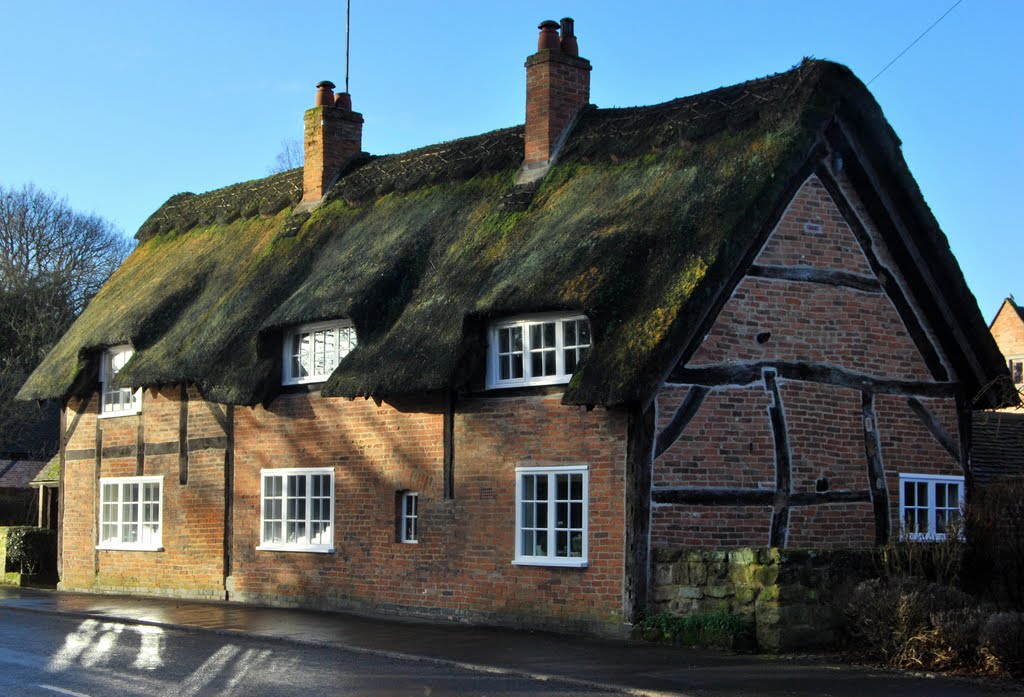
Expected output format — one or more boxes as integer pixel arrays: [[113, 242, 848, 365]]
[[651, 547, 876, 651]]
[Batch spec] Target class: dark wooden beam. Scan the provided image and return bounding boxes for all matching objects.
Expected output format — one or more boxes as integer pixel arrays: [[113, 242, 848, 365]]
[[906, 397, 960, 465], [135, 408, 145, 476], [223, 404, 235, 587], [747, 264, 883, 294], [188, 436, 229, 451], [101, 445, 136, 459], [669, 361, 955, 398], [624, 403, 655, 624], [58, 402, 66, 580], [763, 370, 792, 547], [652, 487, 871, 507], [653, 386, 709, 460], [94, 403, 102, 575], [144, 442, 178, 456], [65, 449, 96, 461], [443, 391, 455, 500], [179, 384, 189, 485], [64, 394, 91, 442], [862, 392, 891, 544], [205, 401, 229, 434]]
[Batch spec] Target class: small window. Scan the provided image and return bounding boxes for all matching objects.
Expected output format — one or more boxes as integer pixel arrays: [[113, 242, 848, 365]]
[[258, 468, 334, 553], [514, 465, 588, 567], [487, 315, 591, 389], [282, 320, 357, 385], [899, 473, 964, 541], [1009, 357, 1024, 386], [98, 476, 162, 551], [100, 346, 141, 417], [400, 492, 419, 543]]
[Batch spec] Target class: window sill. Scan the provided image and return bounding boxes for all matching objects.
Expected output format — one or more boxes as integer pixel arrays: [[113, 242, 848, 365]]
[[512, 557, 588, 568], [98, 410, 142, 420], [486, 375, 572, 391], [281, 377, 328, 387], [96, 544, 163, 552], [256, 545, 335, 554], [400, 540, 418, 545]]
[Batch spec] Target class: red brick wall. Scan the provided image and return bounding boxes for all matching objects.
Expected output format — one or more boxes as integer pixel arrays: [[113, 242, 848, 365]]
[[59, 386, 227, 598], [229, 392, 627, 631], [652, 174, 962, 549]]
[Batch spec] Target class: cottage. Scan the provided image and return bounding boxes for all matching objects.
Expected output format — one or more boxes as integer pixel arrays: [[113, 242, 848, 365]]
[[19, 19, 1009, 634], [989, 297, 1024, 403]]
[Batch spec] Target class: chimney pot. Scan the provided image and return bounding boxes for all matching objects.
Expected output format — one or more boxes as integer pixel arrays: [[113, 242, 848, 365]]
[[538, 20, 560, 51], [335, 91, 352, 110], [315, 80, 337, 107], [559, 18, 578, 56]]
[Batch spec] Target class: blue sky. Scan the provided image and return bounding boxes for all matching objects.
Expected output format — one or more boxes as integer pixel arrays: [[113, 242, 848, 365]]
[[1, 1, 1020, 321]]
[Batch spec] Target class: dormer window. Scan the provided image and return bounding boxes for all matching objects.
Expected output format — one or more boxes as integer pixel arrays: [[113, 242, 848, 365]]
[[100, 346, 141, 417], [283, 320, 357, 385], [486, 314, 591, 389]]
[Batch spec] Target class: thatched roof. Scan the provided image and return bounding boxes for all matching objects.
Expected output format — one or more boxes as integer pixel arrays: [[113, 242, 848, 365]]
[[18, 59, 1007, 407]]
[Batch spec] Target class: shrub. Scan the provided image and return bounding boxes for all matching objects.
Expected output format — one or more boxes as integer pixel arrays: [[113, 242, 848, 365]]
[[878, 521, 965, 588], [845, 577, 981, 669], [964, 477, 1024, 611], [979, 612, 1024, 677], [639, 611, 754, 648], [4, 526, 56, 577]]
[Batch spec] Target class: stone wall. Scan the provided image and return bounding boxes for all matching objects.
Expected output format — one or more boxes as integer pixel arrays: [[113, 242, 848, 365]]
[[651, 547, 876, 651]]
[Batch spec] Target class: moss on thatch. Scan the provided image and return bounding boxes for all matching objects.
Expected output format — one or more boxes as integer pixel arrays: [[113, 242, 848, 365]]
[[23, 59, 978, 407]]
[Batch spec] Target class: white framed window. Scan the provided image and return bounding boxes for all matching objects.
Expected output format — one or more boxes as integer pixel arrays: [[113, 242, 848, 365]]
[[486, 314, 591, 389], [282, 320, 357, 385], [400, 491, 419, 543], [97, 476, 162, 551], [258, 468, 334, 553], [514, 465, 588, 567], [100, 345, 141, 417], [1008, 356, 1024, 386], [898, 473, 965, 541]]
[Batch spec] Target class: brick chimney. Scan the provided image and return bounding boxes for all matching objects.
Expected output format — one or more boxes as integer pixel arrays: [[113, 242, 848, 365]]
[[521, 18, 591, 180], [302, 81, 364, 204]]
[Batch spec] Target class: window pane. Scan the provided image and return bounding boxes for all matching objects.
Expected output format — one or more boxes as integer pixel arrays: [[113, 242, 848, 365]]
[[529, 324, 542, 349], [511, 327, 523, 352], [543, 350, 555, 375], [543, 322, 555, 347], [564, 351, 577, 374], [512, 354, 523, 379], [499, 328, 510, 353]]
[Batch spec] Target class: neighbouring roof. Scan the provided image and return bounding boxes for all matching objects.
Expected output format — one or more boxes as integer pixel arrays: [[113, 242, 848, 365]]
[[17, 59, 1008, 408], [0, 458, 50, 490], [972, 411, 1024, 485], [30, 454, 59, 487]]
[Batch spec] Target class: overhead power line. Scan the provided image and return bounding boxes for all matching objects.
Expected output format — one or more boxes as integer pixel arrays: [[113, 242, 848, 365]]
[[867, 0, 964, 85]]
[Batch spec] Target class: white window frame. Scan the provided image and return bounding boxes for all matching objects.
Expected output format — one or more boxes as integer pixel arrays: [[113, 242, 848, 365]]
[[282, 320, 357, 386], [99, 345, 142, 418], [513, 464, 589, 568], [97, 476, 163, 551], [486, 313, 591, 389], [258, 467, 335, 553], [898, 473, 965, 541], [1007, 355, 1024, 386], [400, 491, 419, 544]]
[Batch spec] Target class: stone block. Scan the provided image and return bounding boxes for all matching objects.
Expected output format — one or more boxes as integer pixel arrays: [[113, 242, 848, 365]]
[[654, 563, 675, 586], [729, 548, 756, 565], [708, 561, 727, 579], [679, 586, 704, 600], [754, 564, 779, 586], [734, 586, 758, 605], [688, 562, 707, 585], [728, 563, 756, 586], [706, 585, 734, 599], [758, 548, 782, 565]]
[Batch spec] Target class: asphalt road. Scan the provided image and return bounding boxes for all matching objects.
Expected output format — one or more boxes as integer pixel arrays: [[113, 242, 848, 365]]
[[0, 609, 616, 696]]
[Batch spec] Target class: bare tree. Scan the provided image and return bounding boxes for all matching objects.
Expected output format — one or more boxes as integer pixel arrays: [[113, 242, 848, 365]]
[[0, 183, 132, 457], [268, 137, 303, 174]]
